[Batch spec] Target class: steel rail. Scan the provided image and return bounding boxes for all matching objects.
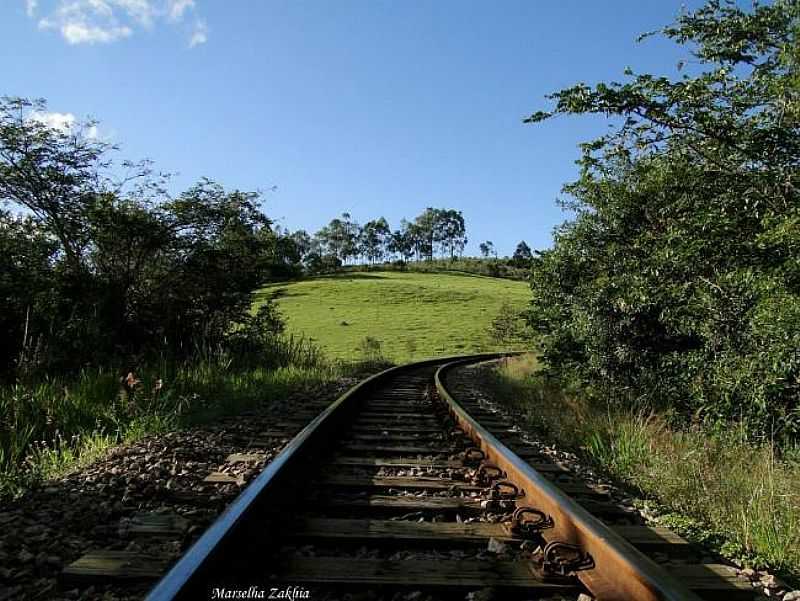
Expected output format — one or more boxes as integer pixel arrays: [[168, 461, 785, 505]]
[[435, 356, 703, 601], [145, 352, 509, 601]]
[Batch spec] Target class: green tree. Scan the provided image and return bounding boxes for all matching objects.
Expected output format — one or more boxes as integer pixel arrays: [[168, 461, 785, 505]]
[[437, 209, 467, 259], [359, 217, 391, 264], [0, 212, 57, 375], [289, 229, 313, 261], [387, 224, 414, 262], [512, 241, 533, 267], [316, 213, 360, 264], [525, 0, 800, 437], [413, 208, 438, 260], [409, 207, 468, 260], [0, 97, 284, 375]]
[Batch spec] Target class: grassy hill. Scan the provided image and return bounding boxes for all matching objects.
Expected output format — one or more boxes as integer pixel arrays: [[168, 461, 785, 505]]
[[255, 271, 531, 361]]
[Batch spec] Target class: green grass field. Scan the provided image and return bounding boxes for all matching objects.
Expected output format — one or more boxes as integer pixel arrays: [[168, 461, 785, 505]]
[[255, 271, 531, 361]]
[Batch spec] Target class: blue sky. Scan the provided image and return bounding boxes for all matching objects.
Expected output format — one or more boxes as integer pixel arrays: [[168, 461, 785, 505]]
[[2, 1, 706, 255]]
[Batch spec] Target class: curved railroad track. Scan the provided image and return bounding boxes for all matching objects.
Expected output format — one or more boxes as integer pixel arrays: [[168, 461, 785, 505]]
[[139, 354, 753, 601]]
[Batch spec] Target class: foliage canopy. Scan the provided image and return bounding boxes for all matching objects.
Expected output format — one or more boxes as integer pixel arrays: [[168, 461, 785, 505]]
[[0, 97, 295, 377], [526, 0, 800, 438]]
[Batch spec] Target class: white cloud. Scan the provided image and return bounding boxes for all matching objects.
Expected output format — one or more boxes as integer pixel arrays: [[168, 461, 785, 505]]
[[113, 0, 155, 27], [188, 17, 206, 47], [29, 111, 100, 139], [166, 0, 193, 22], [60, 21, 132, 44], [29, 110, 76, 131], [29, 0, 206, 46]]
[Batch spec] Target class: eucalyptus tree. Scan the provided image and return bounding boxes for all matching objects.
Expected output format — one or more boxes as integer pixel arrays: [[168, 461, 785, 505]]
[[288, 229, 313, 262], [388, 221, 415, 262], [409, 207, 468, 260], [437, 209, 467, 259], [413, 208, 438, 260], [316, 213, 360, 264], [359, 217, 391, 265], [512, 241, 533, 267]]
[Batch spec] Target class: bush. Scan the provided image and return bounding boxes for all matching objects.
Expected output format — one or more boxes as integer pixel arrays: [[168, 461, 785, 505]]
[[525, 1, 800, 439], [222, 300, 327, 371], [0, 97, 306, 379], [489, 301, 531, 344], [223, 301, 286, 366]]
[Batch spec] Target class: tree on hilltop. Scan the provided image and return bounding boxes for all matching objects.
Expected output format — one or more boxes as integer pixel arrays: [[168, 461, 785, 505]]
[[512, 240, 533, 267], [360, 217, 391, 265]]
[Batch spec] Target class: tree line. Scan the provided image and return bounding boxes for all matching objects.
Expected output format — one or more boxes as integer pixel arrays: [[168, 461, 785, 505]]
[[280, 208, 467, 272], [280, 211, 535, 274]]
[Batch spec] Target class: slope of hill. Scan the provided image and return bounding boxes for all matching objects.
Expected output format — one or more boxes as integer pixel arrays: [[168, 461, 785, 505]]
[[255, 271, 531, 361]]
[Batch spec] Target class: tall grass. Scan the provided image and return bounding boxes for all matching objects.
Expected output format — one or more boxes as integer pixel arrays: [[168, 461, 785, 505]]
[[0, 336, 342, 498], [486, 355, 800, 579]]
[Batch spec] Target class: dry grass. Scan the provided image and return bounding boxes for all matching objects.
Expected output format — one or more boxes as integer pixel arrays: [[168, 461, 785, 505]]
[[487, 355, 800, 579]]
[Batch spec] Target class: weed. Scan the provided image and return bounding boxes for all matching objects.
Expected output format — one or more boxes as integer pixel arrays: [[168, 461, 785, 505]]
[[0, 354, 344, 498], [358, 337, 384, 361]]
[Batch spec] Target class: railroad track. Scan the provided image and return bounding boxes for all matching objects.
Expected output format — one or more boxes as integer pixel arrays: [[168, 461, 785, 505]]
[[75, 354, 754, 601]]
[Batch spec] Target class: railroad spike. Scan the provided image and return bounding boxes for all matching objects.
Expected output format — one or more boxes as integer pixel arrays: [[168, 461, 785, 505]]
[[510, 506, 554, 537], [543, 541, 595, 577]]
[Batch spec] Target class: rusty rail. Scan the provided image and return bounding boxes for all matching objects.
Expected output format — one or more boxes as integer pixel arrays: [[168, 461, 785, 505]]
[[435, 357, 702, 601]]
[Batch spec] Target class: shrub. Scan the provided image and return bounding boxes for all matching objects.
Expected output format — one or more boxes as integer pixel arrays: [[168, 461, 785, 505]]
[[525, 1, 800, 439], [489, 301, 531, 344], [0, 97, 306, 379]]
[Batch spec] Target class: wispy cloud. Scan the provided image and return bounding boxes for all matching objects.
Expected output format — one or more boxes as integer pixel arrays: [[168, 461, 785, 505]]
[[166, 0, 193, 22], [29, 0, 207, 47], [114, 0, 156, 27], [188, 17, 207, 47]]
